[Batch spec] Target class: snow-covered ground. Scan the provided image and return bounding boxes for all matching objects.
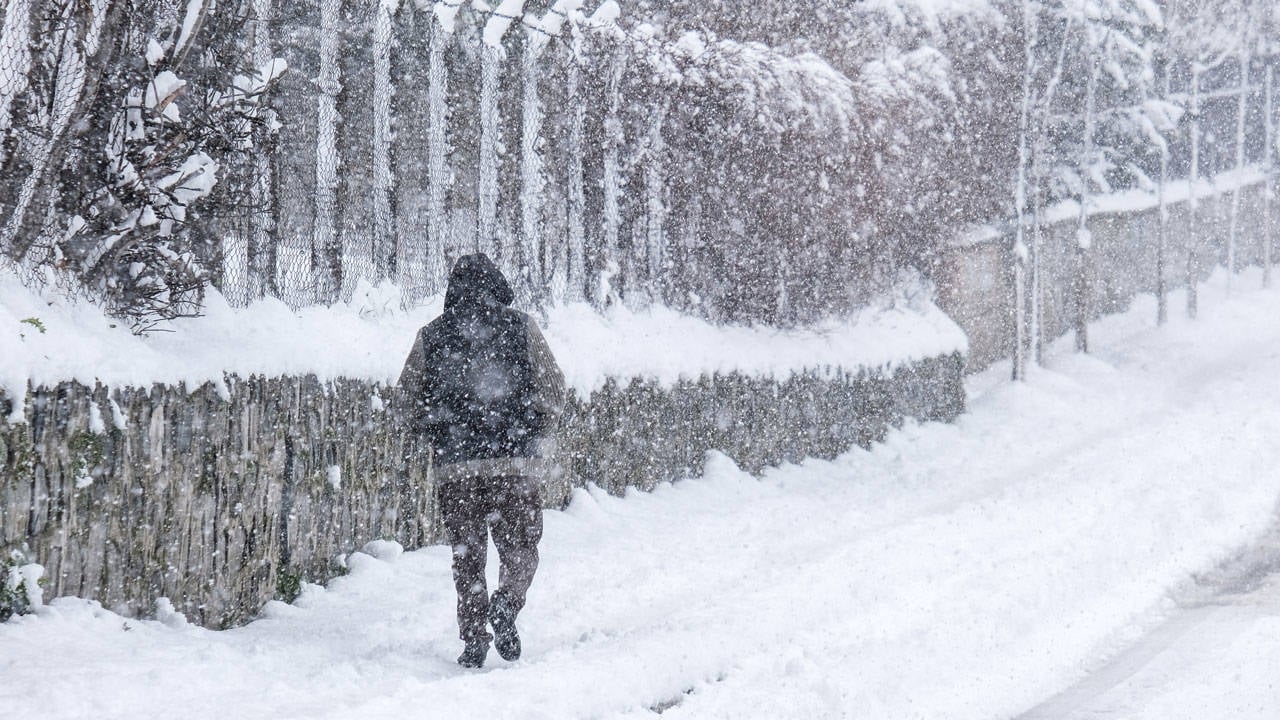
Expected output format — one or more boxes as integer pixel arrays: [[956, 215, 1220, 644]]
[[1018, 530, 1280, 720], [3, 270, 1280, 719]]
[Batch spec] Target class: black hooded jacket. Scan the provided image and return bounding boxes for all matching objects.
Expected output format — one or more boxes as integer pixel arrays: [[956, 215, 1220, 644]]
[[399, 254, 565, 466]]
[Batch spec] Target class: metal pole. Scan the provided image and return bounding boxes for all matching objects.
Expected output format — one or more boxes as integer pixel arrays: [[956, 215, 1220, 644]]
[[1187, 68, 1201, 319]]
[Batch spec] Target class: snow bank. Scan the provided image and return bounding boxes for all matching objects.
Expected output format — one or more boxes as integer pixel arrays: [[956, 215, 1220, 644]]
[[544, 294, 965, 395], [3, 562, 43, 610], [0, 272, 965, 410]]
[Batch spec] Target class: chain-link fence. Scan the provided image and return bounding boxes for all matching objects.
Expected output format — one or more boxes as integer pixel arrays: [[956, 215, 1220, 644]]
[[207, 2, 878, 319]]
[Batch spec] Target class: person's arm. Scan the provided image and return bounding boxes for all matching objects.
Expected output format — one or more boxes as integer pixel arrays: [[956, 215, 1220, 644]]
[[397, 329, 430, 435], [524, 319, 566, 433]]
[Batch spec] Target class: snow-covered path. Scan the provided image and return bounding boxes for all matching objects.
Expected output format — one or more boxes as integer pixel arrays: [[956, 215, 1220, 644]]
[[4, 273, 1280, 720], [1017, 521, 1280, 720]]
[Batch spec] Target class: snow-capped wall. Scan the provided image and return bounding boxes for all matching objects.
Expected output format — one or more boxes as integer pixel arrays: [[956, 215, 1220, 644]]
[[938, 169, 1272, 371], [0, 351, 964, 627]]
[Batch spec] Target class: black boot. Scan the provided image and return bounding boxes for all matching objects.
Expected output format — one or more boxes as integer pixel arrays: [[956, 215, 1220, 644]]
[[457, 640, 488, 669], [489, 593, 521, 662]]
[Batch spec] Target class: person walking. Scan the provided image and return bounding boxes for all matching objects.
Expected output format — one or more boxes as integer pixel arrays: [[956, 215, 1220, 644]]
[[398, 253, 566, 669]]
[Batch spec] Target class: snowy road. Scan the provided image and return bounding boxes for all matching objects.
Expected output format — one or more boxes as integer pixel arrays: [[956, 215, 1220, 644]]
[[1016, 521, 1280, 720], [4, 273, 1280, 719]]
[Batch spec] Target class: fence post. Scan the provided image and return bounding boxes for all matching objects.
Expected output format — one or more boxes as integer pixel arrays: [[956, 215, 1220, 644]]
[[1187, 68, 1201, 319]]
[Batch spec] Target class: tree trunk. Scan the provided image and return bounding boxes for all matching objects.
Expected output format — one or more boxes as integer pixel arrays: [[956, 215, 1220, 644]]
[[519, 29, 546, 306], [1075, 52, 1100, 353], [0, 1, 110, 264], [597, 43, 627, 307], [0, 0, 34, 168], [643, 101, 668, 302], [248, 0, 278, 301], [1187, 68, 1201, 319], [564, 41, 586, 303], [477, 46, 501, 258], [1156, 61, 1171, 325], [313, 0, 342, 305], [391, 2, 431, 305], [1011, 0, 1035, 381], [1227, 47, 1249, 286], [1265, 64, 1275, 288], [371, 0, 396, 283], [425, 18, 450, 296]]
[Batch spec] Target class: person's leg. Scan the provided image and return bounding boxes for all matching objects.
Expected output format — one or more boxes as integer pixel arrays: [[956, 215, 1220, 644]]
[[487, 475, 543, 659], [439, 476, 492, 650], [489, 475, 544, 613]]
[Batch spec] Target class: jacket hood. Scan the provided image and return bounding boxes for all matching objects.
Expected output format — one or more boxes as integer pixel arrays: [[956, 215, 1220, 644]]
[[444, 253, 515, 311]]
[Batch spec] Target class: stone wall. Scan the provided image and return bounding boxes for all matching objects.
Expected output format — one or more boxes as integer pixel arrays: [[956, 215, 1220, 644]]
[[0, 353, 965, 627], [937, 181, 1272, 372]]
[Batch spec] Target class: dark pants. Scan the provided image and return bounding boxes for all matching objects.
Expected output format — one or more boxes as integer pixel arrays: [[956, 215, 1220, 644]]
[[438, 474, 543, 644]]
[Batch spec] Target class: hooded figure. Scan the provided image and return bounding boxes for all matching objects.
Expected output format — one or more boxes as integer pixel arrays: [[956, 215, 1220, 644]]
[[399, 253, 565, 668]]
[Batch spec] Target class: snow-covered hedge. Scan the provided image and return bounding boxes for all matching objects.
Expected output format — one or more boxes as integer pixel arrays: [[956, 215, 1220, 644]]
[[0, 550, 43, 621]]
